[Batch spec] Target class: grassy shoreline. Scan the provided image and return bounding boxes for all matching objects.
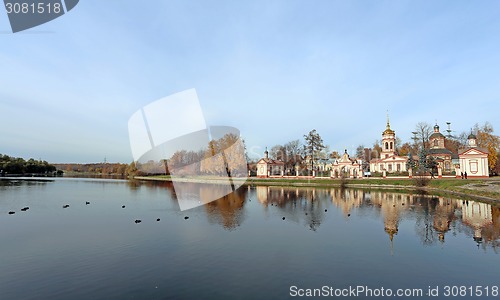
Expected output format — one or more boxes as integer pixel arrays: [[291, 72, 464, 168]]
[[134, 175, 500, 205]]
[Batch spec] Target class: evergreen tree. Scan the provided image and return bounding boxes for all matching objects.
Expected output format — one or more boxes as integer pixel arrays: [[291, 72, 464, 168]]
[[303, 129, 325, 174], [425, 156, 437, 176], [406, 153, 416, 170], [417, 149, 428, 174]]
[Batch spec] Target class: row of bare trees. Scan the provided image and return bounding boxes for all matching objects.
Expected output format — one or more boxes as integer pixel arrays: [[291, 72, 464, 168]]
[[157, 133, 248, 177], [261, 129, 337, 175]]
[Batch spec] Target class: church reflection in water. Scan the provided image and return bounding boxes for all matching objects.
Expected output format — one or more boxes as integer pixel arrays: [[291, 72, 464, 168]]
[[252, 186, 500, 249], [138, 180, 499, 249]]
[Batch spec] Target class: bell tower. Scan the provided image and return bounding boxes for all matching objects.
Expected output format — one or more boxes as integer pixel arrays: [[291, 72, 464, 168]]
[[381, 113, 396, 158]]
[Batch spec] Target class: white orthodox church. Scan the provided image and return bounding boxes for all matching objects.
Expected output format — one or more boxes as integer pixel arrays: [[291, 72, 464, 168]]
[[256, 148, 285, 178], [458, 133, 489, 178], [369, 118, 408, 174]]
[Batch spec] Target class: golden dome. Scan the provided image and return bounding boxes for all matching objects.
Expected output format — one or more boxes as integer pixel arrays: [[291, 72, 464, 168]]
[[383, 120, 395, 135]]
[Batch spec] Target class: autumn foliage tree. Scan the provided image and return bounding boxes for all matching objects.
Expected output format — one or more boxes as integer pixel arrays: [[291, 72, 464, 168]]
[[199, 133, 246, 177], [330, 151, 341, 159], [371, 140, 382, 159], [398, 142, 413, 157], [474, 122, 500, 173]]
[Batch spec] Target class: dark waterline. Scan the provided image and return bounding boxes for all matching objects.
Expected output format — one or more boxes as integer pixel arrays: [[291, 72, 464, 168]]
[[1, 178, 499, 299]]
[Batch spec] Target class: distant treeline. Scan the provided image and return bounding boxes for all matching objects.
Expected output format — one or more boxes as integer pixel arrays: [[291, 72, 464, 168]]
[[0, 154, 58, 175], [132, 133, 248, 177], [53, 162, 137, 176]]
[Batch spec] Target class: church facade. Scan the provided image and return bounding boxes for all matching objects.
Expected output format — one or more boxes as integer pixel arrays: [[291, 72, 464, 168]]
[[331, 150, 363, 178], [256, 148, 285, 178], [458, 133, 489, 178], [369, 118, 408, 174], [426, 124, 489, 178], [427, 124, 455, 173]]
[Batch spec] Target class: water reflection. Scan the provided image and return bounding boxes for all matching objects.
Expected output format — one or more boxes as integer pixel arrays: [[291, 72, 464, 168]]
[[0, 177, 52, 187], [205, 188, 247, 230], [3, 178, 499, 300], [248, 186, 500, 251], [462, 200, 494, 245], [4, 178, 498, 251], [256, 186, 328, 231]]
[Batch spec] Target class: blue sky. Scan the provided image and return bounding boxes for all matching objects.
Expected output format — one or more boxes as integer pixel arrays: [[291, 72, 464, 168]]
[[1, 0, 499, 163]]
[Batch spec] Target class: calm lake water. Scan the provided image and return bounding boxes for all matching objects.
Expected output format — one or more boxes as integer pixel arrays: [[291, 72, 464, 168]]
[[1, 178, 499, 299]]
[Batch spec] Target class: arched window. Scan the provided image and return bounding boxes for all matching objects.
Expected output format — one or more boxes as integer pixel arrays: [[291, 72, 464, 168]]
[[390, 142, 393, 150], [385, 142, 389, 150], [434, 139, 438, 147]]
